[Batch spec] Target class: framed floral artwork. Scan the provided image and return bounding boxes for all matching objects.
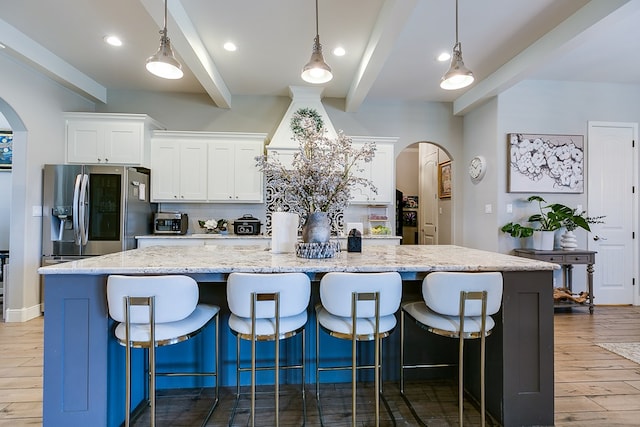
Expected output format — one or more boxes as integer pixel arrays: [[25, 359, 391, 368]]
[[438, 161, 452, 199], [508, 133, 584, 193]]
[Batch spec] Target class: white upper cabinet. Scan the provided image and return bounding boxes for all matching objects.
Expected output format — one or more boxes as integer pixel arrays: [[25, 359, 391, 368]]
[[150, 131, 266, 203], [65, 113, 162, 166], [208, 137, 264, 202], [350, 137, 397, 205], [150, 133, 208, 202]]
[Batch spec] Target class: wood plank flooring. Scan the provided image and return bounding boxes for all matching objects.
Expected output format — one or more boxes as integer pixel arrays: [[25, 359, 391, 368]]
[[2, 306, 640, 426]]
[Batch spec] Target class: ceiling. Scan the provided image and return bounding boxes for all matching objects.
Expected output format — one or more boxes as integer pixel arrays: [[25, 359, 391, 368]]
[[1, 0, 639, 115]]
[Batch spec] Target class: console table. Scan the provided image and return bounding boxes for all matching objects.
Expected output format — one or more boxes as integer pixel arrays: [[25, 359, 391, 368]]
[[514, 248, 596, 314]]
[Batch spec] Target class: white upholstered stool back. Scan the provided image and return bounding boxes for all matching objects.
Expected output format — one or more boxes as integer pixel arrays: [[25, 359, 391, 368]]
[[107, 274, 198, 324], [320, 271, 402, 319], [227, 272, 310, 320], [423, 271, 503, 318]]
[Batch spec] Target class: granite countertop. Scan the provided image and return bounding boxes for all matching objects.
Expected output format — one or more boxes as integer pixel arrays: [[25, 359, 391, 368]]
[[135, 234, 401, 239], [38, 245, 559, 275]]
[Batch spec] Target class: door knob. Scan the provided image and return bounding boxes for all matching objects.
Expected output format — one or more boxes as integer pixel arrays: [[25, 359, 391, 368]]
[[593, 235, 608, 241]]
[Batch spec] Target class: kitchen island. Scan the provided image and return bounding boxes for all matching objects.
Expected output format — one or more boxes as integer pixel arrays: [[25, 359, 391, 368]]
[[39, 245, 558, 427]]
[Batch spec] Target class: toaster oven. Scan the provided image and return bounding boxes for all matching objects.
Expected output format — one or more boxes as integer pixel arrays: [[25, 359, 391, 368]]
[[153, 212, 188, 235]]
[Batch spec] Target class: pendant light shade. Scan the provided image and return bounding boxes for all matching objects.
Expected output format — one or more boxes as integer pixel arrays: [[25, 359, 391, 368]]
[[440, 0, 473, 90], [146, 0, 183, 80], [301, 0, 333, 84]]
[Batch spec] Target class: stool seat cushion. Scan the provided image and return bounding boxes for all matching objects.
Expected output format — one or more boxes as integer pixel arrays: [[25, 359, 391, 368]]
[[229, 311, 308, 337], [317, 306, 397, 336], [403, 301, 495, 334], [114, 304, 219, 344]]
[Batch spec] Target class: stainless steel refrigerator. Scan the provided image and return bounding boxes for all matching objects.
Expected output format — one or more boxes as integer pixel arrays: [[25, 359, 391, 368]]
[[42, 164, 157, 264]]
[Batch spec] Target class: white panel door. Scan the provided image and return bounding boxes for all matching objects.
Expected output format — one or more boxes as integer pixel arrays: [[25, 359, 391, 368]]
[[208, 142, 235, 201], [419, 144, 438, 245], [179, 142, 208, 201], [588, 122, 637, 305]]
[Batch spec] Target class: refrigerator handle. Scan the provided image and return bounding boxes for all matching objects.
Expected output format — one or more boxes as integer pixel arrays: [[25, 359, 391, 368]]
[[72, 174, 82, 246], [79, 174, 89, 246]]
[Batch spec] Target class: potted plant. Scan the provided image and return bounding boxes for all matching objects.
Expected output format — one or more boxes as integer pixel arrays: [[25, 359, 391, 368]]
[[501, 196, 604, 250]]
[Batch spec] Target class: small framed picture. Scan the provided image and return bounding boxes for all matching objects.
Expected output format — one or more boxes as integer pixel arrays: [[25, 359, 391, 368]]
[[403, 195, 418, 209], [0, 131, 12, 170], [438, 161, 452, 199]]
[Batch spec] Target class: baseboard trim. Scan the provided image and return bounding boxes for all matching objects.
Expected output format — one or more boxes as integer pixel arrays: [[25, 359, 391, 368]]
[[4, 304, 42, 322]]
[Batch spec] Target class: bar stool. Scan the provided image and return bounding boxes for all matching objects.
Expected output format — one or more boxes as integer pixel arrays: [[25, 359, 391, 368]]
[[315, 271, 402, 427], [400, 271, 503, 427], [226, 272, 311, 427], [106, 275, 220, 427]]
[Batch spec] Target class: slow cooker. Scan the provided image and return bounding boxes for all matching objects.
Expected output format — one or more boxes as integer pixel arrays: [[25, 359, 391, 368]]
[[232, 214, 262, 235]]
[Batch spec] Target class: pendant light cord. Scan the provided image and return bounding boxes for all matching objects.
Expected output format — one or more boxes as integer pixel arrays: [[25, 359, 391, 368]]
[[455, 0, 459, 44], [315, 0, 320, 37], [162, 0, 168, 37]]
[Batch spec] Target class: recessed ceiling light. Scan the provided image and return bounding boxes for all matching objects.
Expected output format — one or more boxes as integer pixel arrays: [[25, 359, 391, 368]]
[[104, 35, 122, 47], [437, 52, 451, 62], [223, 42, 237, 52], [333, 47, 346, 57]]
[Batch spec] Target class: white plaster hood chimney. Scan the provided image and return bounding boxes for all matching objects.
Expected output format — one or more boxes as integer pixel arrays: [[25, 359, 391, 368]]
[[268, 86, 337, 151]]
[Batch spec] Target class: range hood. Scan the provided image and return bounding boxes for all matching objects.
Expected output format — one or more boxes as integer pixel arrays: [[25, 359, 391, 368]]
[[268, 86, 337, 150]]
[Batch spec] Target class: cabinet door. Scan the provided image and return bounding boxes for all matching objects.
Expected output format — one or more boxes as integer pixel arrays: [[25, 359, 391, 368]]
[[233, 142, 263, 202], [67, 120, 103, 164], [179, 142, 208, 201], [350, 158, 372, 203], [368, 144, 393, 204], [207, 142, 235, 201], [102, 122, 143, 164], [350, 142, 394, 204], [150, 141, 181, 201]]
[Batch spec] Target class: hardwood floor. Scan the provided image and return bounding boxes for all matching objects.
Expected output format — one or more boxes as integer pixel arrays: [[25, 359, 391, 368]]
[[3, 306, 640, 426]]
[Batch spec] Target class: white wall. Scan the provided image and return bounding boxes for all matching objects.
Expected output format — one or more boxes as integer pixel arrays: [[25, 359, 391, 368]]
[[462, 97, 500, 251], [0, 54, 94, 321], [0, 171, 10, 249]]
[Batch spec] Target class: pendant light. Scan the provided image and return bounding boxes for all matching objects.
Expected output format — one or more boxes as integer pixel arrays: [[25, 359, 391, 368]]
[[440, 0, 474, 90], [146, 0, 183, 79], [301, 0, 333, 84]]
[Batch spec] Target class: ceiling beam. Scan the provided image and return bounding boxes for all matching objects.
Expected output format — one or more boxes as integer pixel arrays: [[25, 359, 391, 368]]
[[452, 0, 638, 116], [141, 0, 231, 109], [345, 0, 418, 113], [0, 18, 107, 104]]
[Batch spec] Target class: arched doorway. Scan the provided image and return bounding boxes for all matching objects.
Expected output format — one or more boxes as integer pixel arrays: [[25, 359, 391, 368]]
[[0, 99, 27, 321], [396, 142, 452, 245]]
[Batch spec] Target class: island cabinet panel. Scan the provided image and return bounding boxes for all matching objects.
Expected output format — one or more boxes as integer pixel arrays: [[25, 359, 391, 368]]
[[65, 113, 162, 167], [350, 138, 396, 204], [43, 275, 109, 426]]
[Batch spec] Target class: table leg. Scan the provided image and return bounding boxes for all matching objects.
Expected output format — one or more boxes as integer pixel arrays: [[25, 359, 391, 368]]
[[587, 263, 594, 314]]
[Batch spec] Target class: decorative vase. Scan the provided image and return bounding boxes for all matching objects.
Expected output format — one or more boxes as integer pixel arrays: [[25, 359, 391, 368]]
[[532, 230, 555, 250], [560, 229, 578, 251], [302, 212, 331, 243]]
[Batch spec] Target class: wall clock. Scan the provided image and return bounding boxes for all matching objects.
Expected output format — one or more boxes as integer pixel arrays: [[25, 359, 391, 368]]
[[468, 155, 487, 182]]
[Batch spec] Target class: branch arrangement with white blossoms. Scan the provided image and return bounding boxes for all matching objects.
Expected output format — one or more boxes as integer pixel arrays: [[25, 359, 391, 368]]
[[256, 109, 377, 216], [510, 134, 584, 190]]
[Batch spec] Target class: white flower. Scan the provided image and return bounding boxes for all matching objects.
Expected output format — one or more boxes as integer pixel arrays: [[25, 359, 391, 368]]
[[204, 219, 217, 230]]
